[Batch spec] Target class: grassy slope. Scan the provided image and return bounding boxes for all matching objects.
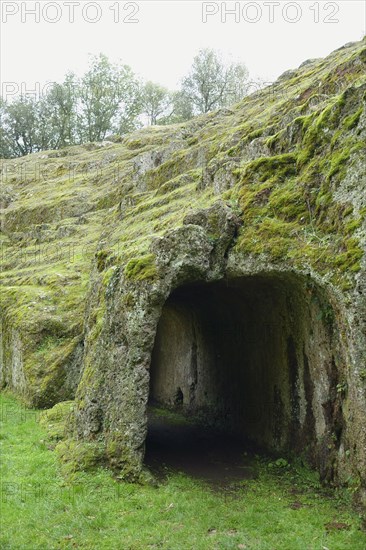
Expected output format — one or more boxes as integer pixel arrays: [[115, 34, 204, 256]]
[[0, 39, 365, 406], [1, 392, 365, 550]]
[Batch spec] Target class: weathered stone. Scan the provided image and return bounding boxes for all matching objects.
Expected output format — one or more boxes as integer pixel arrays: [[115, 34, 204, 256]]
[[1, 39, 366, 495]]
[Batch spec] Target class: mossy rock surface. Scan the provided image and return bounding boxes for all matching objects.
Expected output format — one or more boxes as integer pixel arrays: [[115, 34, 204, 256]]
[[1, 40, 366, 490]]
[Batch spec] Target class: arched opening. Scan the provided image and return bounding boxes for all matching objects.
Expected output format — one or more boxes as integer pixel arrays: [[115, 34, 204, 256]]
[[145, 274, 342, 480]]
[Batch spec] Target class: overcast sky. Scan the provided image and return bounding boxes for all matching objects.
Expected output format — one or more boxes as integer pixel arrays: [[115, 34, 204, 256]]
[[1, 1, 365, 99]]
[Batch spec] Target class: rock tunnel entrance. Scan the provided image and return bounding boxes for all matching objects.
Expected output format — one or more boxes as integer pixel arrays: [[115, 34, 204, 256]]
[[146, 274, 343, 477]]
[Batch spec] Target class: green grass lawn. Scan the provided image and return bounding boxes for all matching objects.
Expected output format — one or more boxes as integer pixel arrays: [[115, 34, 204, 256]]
[[1, 392, 365, 550]]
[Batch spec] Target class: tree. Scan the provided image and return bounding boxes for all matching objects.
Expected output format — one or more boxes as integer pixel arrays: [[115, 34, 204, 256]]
[[0, 50, 251, 158], [77, 54, 140, 142], [0, 98, 12, 158], [140, 81, 172, 125], [38, 73, 78, 149], [155, 91, 194, 125], [225, 62, 251, 105], [0, 55, 143, 158], [0, 75, 80, 157], [2, 96, 40, 157], [181, 49, 249, 115]]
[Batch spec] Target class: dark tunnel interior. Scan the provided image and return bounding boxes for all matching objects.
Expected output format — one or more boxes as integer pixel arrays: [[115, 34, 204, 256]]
[[146, 275, 337, 469]]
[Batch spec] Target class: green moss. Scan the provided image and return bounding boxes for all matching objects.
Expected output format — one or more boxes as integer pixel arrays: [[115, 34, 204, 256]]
[[344, 218, 363, 235], [124, 138, 144, 149], [297, 94, 347, 166], [236, 217, 299, 260], [245, 128, 264, 141], [1, 38, 365, 411], [105, 434, 148, 481], [343, 106, 363, 129], [31, 336, 81, 408], [269, 180, 307, 222], [39, 400, 74, 442], [95, 249, 110, 272], [334, 237, 364, 272], [236, 153, 297, 186], [326, 142, 363, 181], [265, 129, 286, 151], [124, 254, 157, 281], [103, 265, 119, 287], [55, 438, 106, 477], [145, 151, 195, 190]]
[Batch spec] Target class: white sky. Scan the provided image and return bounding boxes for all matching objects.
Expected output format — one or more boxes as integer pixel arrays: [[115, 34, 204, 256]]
[[0, 1, 365, 99]]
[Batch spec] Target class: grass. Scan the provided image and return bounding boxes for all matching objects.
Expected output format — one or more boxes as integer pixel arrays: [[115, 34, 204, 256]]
[[1, 392, 365, 550]]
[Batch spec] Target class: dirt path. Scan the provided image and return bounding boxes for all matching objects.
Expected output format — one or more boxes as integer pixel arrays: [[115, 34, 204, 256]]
[[144, 409, 257, 486]]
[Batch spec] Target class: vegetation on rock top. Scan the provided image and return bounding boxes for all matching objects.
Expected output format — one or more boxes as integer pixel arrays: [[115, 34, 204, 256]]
[[0, 39, 365, 407]]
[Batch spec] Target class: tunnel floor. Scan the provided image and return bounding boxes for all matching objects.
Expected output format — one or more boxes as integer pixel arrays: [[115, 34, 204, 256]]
[[144, 407, 258, 487]]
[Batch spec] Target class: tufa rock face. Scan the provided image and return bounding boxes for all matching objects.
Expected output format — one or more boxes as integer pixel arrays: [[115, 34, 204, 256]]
[[0, 39, 365, 493]]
